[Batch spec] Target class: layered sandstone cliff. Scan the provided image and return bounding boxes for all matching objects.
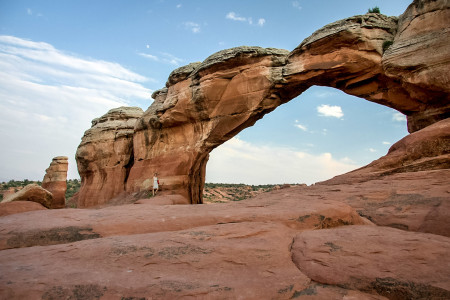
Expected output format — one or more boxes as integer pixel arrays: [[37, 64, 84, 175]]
[[76, 107, 143, 207], [42, 156, 68, 208], [76, 0, 449, 206]]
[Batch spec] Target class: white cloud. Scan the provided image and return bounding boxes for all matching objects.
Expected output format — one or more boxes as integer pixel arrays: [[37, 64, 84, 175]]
[[27, 8, 33, 15], [317, 104, 344, 118], [138, 52, 159, 61], [226, 12, 265, 27], [176, 4, 182, 8], [392, 112, 406, 122], [295, 124, 307, 131], [314, 90, 337, 98], [382, 141, 391, 145], [138, 51, 183, 66], [368, 148, 377, 153], [294, 121, 307, 131], [206, 137, 360, 185], [0, 35, 152, 181], [226, 12, 247, 22], [184, 21, 201, 33], [161, 52, 183, 65], [146, 44, 150, 49], [292, 1, 302, 10]]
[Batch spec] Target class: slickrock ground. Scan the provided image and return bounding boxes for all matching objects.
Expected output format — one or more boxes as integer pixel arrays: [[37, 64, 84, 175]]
[[0, 168, 449, 299], [0, 201, 46, 217]]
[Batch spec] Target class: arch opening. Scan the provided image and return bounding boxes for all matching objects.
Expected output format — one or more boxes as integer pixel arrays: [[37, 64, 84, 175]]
[[205, 86, 408, 187]]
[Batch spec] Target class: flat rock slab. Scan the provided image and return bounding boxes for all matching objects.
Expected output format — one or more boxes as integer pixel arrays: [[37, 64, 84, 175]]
[[315, 169, 450, 237], [0, 195, 364, 250], [291, 225, 450, 299], [0, 201, 46, 217], [0, 222, 310, 299]]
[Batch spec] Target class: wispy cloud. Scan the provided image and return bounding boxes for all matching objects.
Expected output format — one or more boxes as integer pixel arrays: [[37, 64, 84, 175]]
[[206, 137, 360, 185], [138, 52, 159, 61], [26, 8, 43, 17], [292, 1, 302, 10], [176, 4, 182, 9], [294, 120, 308, 131], [368, 148, 377, 153], [382, 141, 391, 145], [161, 52, 183, 65], [226, 12, 265, 27], [314, 90, 337, 98], [226, 12, 247, 22], [0, 35, 152, 181], [392, 112, 406, 122], [183, 21, 201, 33], [317, 104, 344, 118], [138, 51, 183, 66]]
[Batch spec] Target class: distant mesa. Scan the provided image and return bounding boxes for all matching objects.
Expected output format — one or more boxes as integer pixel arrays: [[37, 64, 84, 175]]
[[75, 0, 450, 207]]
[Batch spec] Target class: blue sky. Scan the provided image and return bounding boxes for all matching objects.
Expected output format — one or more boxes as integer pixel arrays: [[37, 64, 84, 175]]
[[0, 0, 411, 184]]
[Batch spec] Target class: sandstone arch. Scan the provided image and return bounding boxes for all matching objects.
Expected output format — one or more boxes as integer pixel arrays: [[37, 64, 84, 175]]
[[76, 0, 450, 207]]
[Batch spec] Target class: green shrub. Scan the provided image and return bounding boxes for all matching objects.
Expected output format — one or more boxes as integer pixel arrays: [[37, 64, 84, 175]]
[[368, 6, 380, 13]]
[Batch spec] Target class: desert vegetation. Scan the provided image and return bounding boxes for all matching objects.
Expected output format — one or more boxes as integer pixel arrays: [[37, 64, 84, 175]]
[[203, 183, 301, 203], [368, 6, 381, 13]]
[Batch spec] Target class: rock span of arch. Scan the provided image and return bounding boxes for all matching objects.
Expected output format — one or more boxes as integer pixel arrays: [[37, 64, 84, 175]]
[[76, 0, 450, 207]]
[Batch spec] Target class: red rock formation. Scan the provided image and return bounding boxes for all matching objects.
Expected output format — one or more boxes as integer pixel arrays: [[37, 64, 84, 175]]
[[1, 184, 53, 208], [42, 156, 68, 208], [291, 225, 450, 299], [0, 201, 47, 217], [76, 0, 449, 206], [0, 169, 448, 298], [383, 0, 450, 132], [127, 47, 289, 204], [323, 118, 450, 185], [76, 107, 143, 207]]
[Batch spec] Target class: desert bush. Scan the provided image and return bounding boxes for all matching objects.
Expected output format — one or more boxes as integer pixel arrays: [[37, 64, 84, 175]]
[[368, 6, 380, 13]]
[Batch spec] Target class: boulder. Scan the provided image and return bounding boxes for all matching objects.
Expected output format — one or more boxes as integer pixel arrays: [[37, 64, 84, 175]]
[[1, 184, 53, 209], [291, 225, 450, 299], [42, 156, 68, 208], [75, 106, 143, 207]]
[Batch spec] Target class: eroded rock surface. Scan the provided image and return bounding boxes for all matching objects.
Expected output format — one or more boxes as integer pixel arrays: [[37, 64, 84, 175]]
[[1, 184, 53, 209], [0, 201, 47, 217], [0, 191, 365, 250], [291, 225, 450, 299], [324, 118, 450, 185], [42, 156, 68, 208], [1, 168, 448, 299], [76, 106, 143, 207], [75, 0, 449, 206], [383, 0, 450, 132]]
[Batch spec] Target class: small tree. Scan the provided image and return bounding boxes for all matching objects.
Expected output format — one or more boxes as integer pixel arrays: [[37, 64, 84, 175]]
[[368, 6, 380, 13]]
